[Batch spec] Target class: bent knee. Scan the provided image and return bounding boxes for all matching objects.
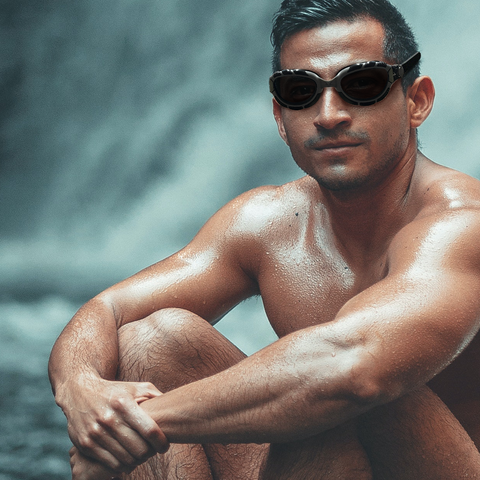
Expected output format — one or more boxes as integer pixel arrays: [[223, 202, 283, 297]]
[[118, 308, 206, 347], [117, 308, 209, 385], [117, 307, 244, 387]]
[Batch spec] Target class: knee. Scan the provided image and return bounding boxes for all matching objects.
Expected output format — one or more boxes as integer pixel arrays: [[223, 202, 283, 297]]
[[117, 308, 207, 382], [118, 308, 206, 357], [117, 307, 244, 388]]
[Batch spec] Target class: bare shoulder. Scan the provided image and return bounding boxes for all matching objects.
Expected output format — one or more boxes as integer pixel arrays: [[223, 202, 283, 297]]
[[388, 158, 480, 272], [414, 157, 480, 214], [216, 176, 315, 237], [196, 176, 315, 277]]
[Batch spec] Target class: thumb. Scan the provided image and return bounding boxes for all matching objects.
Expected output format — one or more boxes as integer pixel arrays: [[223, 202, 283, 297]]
[[129, 381, 163, 403]]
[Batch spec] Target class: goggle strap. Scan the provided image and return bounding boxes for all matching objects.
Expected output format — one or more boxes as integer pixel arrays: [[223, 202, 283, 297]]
[[401, 51, 421, 76]]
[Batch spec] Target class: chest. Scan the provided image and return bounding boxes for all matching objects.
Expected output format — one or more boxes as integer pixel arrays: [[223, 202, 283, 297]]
[[256, 239, 387, 337]]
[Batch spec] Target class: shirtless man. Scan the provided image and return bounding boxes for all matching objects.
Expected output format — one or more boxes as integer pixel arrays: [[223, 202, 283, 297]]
[[49, 0, 480, 478]]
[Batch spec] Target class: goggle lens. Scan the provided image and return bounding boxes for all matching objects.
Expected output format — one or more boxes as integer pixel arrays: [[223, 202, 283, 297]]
[[276, 77, 317, 105], [340, 68, 389, 100], [272, 67, 390, 106]]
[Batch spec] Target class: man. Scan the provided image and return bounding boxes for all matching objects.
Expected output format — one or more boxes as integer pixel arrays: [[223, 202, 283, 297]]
[[49, 0, 480, 478]]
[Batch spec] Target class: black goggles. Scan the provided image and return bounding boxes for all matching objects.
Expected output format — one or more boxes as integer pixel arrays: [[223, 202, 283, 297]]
[[269, 51, 421, 109]]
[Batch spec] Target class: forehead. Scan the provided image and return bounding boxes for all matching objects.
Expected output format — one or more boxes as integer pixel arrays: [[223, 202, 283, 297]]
[[280, 17, 386, 75]]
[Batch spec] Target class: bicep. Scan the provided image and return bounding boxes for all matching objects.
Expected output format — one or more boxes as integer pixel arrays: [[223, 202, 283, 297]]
[[99, 209, 259, 327], [331, 213, 480, 397]]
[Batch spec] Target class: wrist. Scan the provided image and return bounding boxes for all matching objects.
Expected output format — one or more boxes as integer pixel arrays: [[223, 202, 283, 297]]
[[138, 395, 163, 423], [53, 370, 103, 409]]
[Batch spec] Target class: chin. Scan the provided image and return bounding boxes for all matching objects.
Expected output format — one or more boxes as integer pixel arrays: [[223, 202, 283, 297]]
[[309, 172, 371, 192]]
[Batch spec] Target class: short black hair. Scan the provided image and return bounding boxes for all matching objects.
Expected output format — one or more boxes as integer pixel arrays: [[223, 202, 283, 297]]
[[271, 0, 420, 91]]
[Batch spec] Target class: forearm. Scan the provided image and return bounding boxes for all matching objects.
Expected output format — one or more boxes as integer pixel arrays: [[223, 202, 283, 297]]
[[140, 326, 378, 445], [140, 269, 480, 446], [48, 296, 120, 402]]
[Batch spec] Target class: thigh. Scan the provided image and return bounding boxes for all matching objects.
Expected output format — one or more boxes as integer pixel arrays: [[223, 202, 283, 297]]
[[117, 308, 268, 479], [358, 386, 480, 479], [260, 421, 373, 480]]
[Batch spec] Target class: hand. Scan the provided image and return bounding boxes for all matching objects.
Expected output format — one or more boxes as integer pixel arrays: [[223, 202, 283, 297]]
[[59, 375, 169, 474], [70, 446, 119, 480]]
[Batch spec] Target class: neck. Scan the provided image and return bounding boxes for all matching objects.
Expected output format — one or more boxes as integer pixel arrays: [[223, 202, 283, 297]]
[[319, 149, 422, 259]]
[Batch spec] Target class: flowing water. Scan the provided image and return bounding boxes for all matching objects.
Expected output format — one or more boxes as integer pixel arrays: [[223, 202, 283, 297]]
[[1, 0, 479, 478]]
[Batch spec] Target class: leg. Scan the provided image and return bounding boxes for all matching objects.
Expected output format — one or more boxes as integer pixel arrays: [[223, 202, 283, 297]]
[[358, 386, 480, 479], [260, 386, 480, 480], [260, 421, 373, 480], [118, 308, 480, 479], [116, 308, 374, 479], [117, 308, 267, 479]]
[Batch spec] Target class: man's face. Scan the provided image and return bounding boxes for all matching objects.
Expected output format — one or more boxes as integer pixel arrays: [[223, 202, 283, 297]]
[[274, 17, 412, 192]]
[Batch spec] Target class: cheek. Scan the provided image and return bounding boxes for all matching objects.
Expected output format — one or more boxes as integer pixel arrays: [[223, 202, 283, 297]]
[[370, 102, 410, 149], [282, 117, 309, 149]]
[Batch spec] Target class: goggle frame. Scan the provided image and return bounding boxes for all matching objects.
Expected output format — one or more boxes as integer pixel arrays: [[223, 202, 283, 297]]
[[269, 51, 421, 109]]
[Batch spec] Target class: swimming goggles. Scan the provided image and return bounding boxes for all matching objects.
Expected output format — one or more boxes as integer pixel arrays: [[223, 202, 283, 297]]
[[269, 51, 421, 109]]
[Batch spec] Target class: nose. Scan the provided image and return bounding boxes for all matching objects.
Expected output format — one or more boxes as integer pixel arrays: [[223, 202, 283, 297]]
[[313, 87, 352, 131]]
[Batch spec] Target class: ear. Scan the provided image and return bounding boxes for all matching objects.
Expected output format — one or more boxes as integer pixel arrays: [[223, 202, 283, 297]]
[[272, 98, 289, 146], [407, 75, 435, 128]]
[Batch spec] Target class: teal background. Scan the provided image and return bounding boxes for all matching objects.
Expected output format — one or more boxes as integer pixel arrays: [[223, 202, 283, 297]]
[[0, 1, 478, 477]]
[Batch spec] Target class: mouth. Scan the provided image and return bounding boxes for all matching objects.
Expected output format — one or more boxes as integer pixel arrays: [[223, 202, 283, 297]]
[[314, 142, 362, 151], [311, 143, 362, 159]]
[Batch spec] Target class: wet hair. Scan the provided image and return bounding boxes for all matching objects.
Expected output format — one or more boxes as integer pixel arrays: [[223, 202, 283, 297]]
[[271, 0, 420, 92]]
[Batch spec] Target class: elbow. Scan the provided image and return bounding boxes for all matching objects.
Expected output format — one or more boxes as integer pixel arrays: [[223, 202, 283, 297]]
[[341, 349, 402, 408]]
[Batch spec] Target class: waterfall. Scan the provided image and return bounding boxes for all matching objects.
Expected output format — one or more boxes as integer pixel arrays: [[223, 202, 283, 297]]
[[1, 0, 479, 302], [0, 0, 295, 302], [1, 1, 479, 477]]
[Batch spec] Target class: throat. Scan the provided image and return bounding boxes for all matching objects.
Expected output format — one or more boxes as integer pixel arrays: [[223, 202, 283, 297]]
[[322, 183, 413, 260], [318, 152, 420, 254]]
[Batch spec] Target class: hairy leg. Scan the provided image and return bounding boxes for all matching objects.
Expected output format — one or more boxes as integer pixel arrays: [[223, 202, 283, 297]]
[[116, 308, 375, 480], [116, 308, 480, 479], [261, 386, 480, 480], [358, 386, 480, 479], [117, 308, 267, 480], [260, 421, 373, 480]]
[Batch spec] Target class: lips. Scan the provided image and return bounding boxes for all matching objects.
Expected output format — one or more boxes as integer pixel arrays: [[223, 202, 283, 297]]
[[314, 141, 361, 150]]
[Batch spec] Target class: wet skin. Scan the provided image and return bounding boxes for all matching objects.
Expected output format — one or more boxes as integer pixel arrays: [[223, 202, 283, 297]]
[[272, 19, 480, 444], [50, 18, 480, 477]]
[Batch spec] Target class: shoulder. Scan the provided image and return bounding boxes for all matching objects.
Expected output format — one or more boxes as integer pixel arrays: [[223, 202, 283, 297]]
[[388, 160, 480, 273], [192, 176, 315, 277], [412, 157, 480, 215], [210, 176, 316, 237]]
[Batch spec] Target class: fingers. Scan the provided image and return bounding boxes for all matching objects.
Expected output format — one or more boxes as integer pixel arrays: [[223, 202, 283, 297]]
[[119, 393, 170, 454], [74, 423, 149, 472], [130, 381, 162, 403], [70, 446, 119, 480], [66, 380, 169, 474], [71, 415, 157, 473], [97, 417, 159, 465], [71, 385, 168, 473]]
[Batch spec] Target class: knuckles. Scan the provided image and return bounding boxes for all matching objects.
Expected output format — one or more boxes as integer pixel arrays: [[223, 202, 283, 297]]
[[109, 395, 129, 413], [86, 422, 106, 441], [134, 445, 156, 463], [96, 410, 118, 430], [76, 434, 95, 453]]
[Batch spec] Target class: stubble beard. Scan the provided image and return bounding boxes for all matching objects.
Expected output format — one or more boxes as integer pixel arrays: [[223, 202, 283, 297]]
[[301, 133, 408, 193]]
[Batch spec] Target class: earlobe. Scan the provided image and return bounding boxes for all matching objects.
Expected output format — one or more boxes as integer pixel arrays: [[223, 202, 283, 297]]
[[408, 76, 435, 129], [272, 98, 289, 146]]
